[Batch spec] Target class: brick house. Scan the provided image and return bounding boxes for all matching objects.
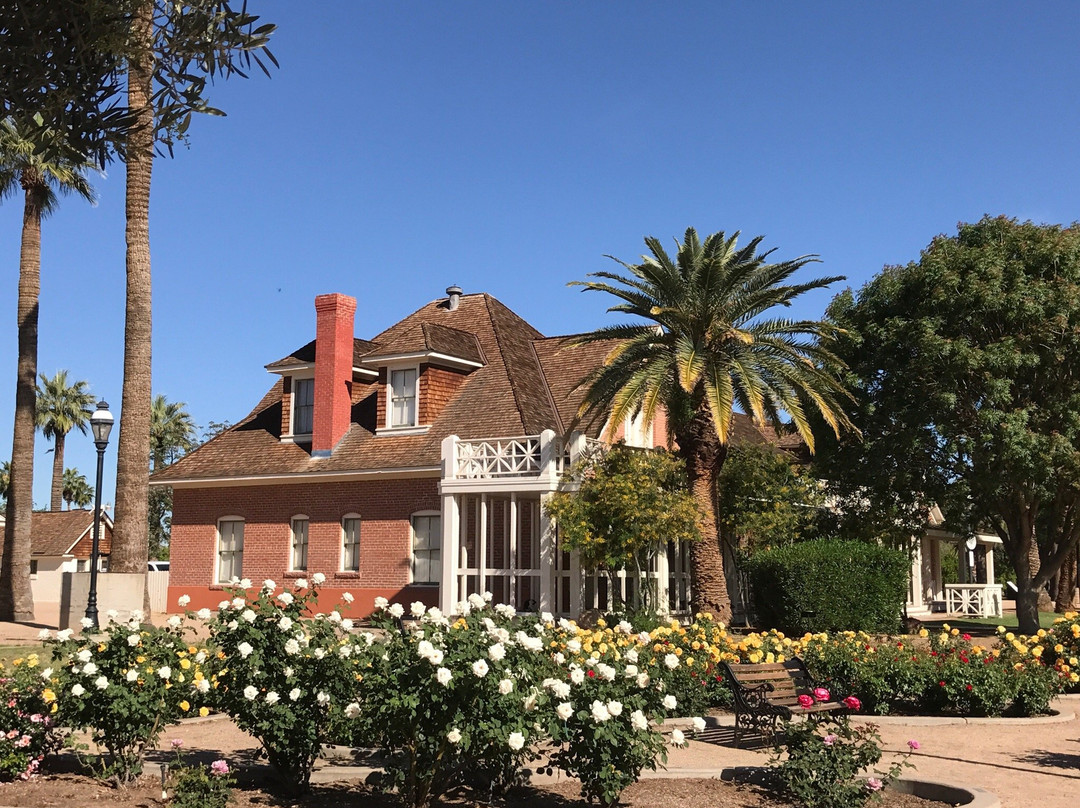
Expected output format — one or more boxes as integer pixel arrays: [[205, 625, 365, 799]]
[[153, 288, 778, 616]]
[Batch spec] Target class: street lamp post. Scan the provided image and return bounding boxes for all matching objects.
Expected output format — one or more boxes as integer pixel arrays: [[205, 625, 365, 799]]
[[85, 400, 113, 630]]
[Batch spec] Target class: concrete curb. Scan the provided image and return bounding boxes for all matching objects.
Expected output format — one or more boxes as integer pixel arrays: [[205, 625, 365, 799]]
[[720, 767, 1000, 808], [701, 703, 1076, 728]]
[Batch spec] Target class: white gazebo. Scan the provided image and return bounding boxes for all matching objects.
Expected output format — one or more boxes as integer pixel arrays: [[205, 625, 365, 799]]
[[907, 508, 1004, 618]]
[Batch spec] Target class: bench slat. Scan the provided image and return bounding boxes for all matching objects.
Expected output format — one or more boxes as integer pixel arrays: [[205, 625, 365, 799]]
[[730, 670, 797, 683]]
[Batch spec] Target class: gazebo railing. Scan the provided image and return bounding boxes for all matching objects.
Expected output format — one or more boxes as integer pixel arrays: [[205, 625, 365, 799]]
[[944, 583, 1003, 618]]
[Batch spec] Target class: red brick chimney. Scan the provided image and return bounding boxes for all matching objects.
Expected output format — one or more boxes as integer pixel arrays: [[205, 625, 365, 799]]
[[312, 293, 357, 457]]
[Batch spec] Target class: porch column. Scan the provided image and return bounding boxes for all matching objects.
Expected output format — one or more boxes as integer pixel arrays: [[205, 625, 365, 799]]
[[539, 492, 555, 613], [984, 543, 996, 585], [655, 544, 671, 617], [508, 493, 518, 608], [439, 493, 460, 614], [538, 429, 559, 481], [908, 537, 923, 612], [569, 550, 582, 617], [478, 493, 488, 597]]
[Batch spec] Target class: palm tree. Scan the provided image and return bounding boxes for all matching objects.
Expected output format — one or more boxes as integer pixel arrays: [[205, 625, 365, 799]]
[[0, 461, 9, 509], [62, 468, 94, 510], [36, 371, 95, 512], [150, 395, 198, 470], [573, 228, 854, 619], [0, 120, 95, 621]]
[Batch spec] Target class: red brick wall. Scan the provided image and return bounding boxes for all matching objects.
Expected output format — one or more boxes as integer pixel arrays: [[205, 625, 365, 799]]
[[169, 476, 440, 614], [71, 524, 113, 559], [419, 364, 468, 424]]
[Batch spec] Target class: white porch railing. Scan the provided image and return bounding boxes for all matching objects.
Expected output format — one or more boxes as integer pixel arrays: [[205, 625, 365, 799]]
[[944, 584, 1003, 618], [455, 436, 542, 478]]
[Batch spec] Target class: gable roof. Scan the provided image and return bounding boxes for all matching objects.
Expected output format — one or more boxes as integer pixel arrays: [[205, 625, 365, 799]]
[[152, 291, 797, 485], [20, 510, 113, 557]]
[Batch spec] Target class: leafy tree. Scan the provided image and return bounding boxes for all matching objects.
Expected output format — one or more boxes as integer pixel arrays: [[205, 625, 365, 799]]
[[821, 216, 1080, 634], [716, 443, 824, 552], [147, 395, 197, 559], [572, 228, 854, 618], [110, 1, 275, 578], [200, 419, 233, 443], [35, 370, 95, 512], [0, 461, 8, 509], [0, 120, 95, 621], [545, 446, 700, 613], [61, 468, 94, 510]]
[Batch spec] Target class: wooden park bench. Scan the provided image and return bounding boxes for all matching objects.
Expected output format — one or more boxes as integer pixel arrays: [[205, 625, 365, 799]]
[[720, 659, 845, 745]]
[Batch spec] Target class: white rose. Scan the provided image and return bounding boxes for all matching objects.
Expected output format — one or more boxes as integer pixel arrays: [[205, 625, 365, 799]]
[[218, 601, 231, 610], [541, 611, 554, 624], [38, 629, 51, 641], [284, 639, 300, 655], [237, 642, 254, 658], [637, 673, 650, 689], [341, 618, 354, 631], [95, 676, 108, 690], [625, 648, 639, 664], [662, 695, 677, 711], [294, 578, 308, 590], [344, 701, 361, 719], [278, 592, 294, 606], [664, 653, 679, 670], [167, 615, 183, 628], [556, 701, 574, 721], [284, 667, 294, 678], [482, 591, 492, 602], [195, 651, 207, 663], [313, 648, 326, 660], [57, 629, 73, 641], [637, 631, 652, 643], [279, 616, 293, 631], [196, 608, 211, 620], [436, 667, 453, 686], [243, 686, 259, 700], [71, 684, 85, 696], [265, 691, 280, 705], [410, 601, 426, 618], [262, 579, 277, 592], [289, 688, 301, 701], [425, 606, 444, 623], [631, 710, 648, 731], [316, 692, 330, 706], [82, 662, 97, 675], [177, 595, 191, 608], [127, 634, 140, 647], [552, 681, 570, 699], [554, 652, 566, 664], [79, 617, 93, 629], [472, 659, 489, 678], [227, 620, 238, 631], [606, 700, 623, 717], [240, 578, 252, 589], [670, 728, 686, 746], [597, 664, 616, 682], [77, 650, 92, 663], [230, 598, 245, 610], [468, 593, 486, 610], [388, 603, 404, 619], [342, 592, 354, 604], [523, 692, 538, 712], [590, 700, 611, 722], [507, 731, 525, 751], [40, 668, 53, 681], [195, 678, 210, 693], [241, 609, 256, 624], [311, 572, 326, 585], [338, 645, 352, 658], [447, 728, 462, 744], [126, 669, 138, 682], [374, 596, 389, 610], [570, 668, 585, 685], [692, 716, 706, 733], [428, 649, 444, 665], [157, 666, 172, 680], [567, 639, 582, 654], [618, 620, 633, 634], [498, 679, 514, 695], [488, 643, 506, 662], [328, 611, 342, 624]]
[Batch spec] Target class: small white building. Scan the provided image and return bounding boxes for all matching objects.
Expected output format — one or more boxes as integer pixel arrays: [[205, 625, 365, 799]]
[[0, 510, 112, 604]]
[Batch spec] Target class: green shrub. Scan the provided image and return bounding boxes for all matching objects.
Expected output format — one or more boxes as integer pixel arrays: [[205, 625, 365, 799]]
[[748, 541, 907, 634]]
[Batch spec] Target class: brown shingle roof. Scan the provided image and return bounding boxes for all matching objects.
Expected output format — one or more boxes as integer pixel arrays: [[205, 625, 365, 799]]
[[265, 338, 380, 371], [27, 510, 112, 557], [359, 322, 485, 366]]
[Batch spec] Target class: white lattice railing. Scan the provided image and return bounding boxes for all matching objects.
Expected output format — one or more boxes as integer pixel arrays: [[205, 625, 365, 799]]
[[944, 584, 1003, 618], [455, 436, 542, 478]]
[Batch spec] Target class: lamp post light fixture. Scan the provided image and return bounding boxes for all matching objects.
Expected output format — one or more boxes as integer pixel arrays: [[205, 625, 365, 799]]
[[85, 400, 114, 630]]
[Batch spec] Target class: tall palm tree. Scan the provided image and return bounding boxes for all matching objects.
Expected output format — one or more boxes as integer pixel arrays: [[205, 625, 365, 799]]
[[0, 120, 95, 621], [150, 395, 197, 470], [36, 371, 95, 512], [62, 468, 94, 510], [573, 228, 855, 619]]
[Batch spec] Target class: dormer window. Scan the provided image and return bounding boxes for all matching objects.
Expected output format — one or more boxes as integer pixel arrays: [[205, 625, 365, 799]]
[[389, 368, 418, 427], [293, 378, 314, 435]]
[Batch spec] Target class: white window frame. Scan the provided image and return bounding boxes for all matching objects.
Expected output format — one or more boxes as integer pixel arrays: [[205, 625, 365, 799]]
[[342, 513, 362, 572], [216, 517, 245, 583], [410, 511, 441, 586], [290, 515, 309, 572], [387, 365, 420, 429], [291, 375, 315, 437]]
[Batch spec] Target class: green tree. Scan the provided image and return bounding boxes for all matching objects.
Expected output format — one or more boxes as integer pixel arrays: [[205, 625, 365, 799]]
[[36, 370, 95, 513], [147, 395, 197, 559], [545, 446, 700, 613], [0, 461, 8, 509], [821, 216, 1080, 635], [61, 467, 94, 510], [0, 120, 95, 622], [572, 228, 854, 618], [110, 1, 276, 580], [716, 443, 824, 552]]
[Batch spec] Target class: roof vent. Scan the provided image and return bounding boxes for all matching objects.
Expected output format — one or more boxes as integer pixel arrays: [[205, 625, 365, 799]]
[[446, 285, 463, 311]]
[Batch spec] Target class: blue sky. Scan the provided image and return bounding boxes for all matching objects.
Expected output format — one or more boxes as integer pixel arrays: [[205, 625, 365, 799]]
[[2, 2, 1078, 508]]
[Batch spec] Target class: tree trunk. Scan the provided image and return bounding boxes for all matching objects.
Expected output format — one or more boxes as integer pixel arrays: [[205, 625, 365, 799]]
[[49, 432, 65, 511], [1016, 583, 1041, 636], [1055, 546, 1078, 613], [111, 1, 154, 591], [679, 404, 731, 621], [0, 176, 45, 621]]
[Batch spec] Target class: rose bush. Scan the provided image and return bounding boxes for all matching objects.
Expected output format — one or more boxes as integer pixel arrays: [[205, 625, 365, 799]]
[[0, 650, 65, 781], [46, 612, 204, 781], [196, 576, 363, 793]]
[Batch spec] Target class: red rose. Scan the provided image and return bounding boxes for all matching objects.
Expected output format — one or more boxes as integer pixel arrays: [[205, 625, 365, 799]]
[[798, 694, 814, 708], [966, 684, 973, 691], [586, 669, 596, 678], [842, 696, 861, 710]]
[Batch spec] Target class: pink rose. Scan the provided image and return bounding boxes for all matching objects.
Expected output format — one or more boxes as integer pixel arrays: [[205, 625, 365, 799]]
[[866, 777, 883, 792], [210, 760, 230, 777], [907, 739, 920, 750], [797, 694, 814, 708], [842, 695, 861, 710], [823, 733, 838, 746], [813, 687, 831, 702]]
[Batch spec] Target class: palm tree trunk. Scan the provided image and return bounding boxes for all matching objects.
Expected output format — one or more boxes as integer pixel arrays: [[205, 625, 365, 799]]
[[679, 404, 732, 621], [0, 176, 44, 621], [111, 0, 154, 586], [1056, 546, 1078, 613], [49, 432, 65, 511]]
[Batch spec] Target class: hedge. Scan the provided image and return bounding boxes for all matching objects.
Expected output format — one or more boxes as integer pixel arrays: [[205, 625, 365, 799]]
[[747, 540, 908, 634]]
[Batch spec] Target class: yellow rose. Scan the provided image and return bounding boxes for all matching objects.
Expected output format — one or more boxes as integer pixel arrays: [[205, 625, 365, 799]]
[[199, 707, 210, 717], [179, 700, 190, 711], [41, 688, 55, 704], [179, 658, 191, 670]]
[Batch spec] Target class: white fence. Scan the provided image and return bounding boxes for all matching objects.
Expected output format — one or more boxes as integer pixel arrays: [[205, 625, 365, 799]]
[[148, 570, 169, 613]]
